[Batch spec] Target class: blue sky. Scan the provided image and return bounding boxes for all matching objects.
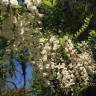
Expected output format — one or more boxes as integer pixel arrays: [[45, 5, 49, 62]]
[[17, 0, 25, 4], [6, 59, 33, 89]]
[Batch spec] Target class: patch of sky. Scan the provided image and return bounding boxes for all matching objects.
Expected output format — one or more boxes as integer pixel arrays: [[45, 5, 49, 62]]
[[17, 0, 25, 4], [6, 59, 33, 89]]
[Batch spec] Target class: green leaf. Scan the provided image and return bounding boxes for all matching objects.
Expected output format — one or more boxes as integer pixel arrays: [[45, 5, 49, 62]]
[[42, 0, 57, 7], [15, 5, 22, 9], [59, 37, 64, 46], [89, 30, 96, 36], [0, 15, 5, 22]]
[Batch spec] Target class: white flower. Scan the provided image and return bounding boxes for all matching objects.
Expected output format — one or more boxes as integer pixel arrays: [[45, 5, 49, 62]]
[[70, 50, 75, 55], [45, 64, 50, 69], [59, 63, 65, 69], [43, 72, 47, 77], [70, 74, 74, 78], [67, 43, 74, 50], [37, 0, 41, 4], [77, 63, 83, 67], [65, 83, 71, 88], [68, 63, 73, 68], [44, 43, 51, 50], [32, 6, 37, 10], [25, 0, 37, 10], [38, 65, 43, 70], [2, 0, 9, 4], [65, 47, 69, 52], [13, 16, 17, 24], [2, 0, 18, 5], [41, 50, 47, 55], [38, 13, 44, 18], [11, 0, 18, 5], [25, 0, 31, 4], [51, 62, 55, 69], [39, 38, 46, 43], [53, 44, 60, 50], [43, 55, 47, 61], [38, 28, 42, 30], [50, 35, 58, 42], [57, 72, 62, 79], [29, 0, 41, 5], [67, 39, 72, 44], [79, 67, 84, 71], [20, 28, 24, 35], [46, 80, 50, 85], [69, 79, 74, 83]]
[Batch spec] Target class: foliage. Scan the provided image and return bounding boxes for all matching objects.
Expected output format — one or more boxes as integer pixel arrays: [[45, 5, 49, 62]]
[[42, 0, 57, 7], [37, 33, 96, 96], [40, 0, 89, 35], [0, 0, 96, 96], [75, 15, 93, 39]]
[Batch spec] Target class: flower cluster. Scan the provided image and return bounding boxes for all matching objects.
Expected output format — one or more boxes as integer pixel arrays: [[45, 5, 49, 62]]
[[37, 34, 96, 90], [2, 0, 18, 5], [1, 0, 41, 6]]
